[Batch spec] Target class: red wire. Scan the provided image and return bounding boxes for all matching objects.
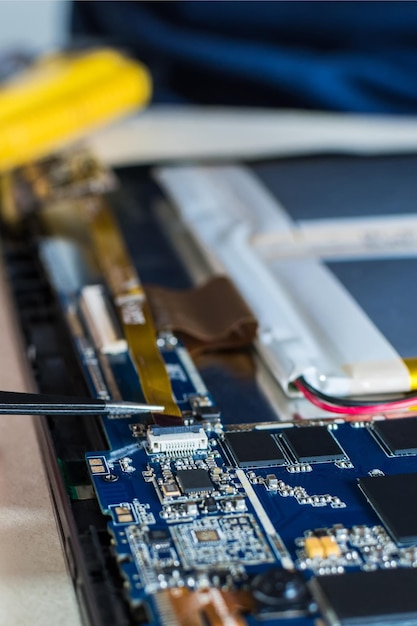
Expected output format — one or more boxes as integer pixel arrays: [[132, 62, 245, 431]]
[[294, 379, 417, 416]]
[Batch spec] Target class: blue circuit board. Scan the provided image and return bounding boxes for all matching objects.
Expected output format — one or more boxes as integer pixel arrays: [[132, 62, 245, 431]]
[[18, 149, 417, 626], [85, 416, 417, 625], [62, 289, 417, 626]]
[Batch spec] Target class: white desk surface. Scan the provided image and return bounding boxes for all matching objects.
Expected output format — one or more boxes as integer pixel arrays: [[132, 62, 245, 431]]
[[0, 255, 81, 626]]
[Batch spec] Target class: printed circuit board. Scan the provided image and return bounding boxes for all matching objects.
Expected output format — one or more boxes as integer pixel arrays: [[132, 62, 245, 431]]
[[7, 151, 417, 626]]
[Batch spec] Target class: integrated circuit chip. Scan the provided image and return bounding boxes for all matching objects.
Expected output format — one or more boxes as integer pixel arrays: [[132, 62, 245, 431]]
[[358, 473, 417, 545], [194, 529, 220, 543], [224, 430, 285, 468], [281, 426, 345, 463], [148, 528, 171, 546], [310, 568, 417, 625], [171, 515, 274, 568], [372, 417, 417, 455], [176, 469, 214, 494]]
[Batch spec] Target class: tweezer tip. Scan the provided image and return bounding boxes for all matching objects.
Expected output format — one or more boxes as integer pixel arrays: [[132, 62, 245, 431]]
[[107, 401, 165, 415]]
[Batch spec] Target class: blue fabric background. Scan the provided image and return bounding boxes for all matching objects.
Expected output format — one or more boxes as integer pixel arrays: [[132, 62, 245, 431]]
[[71, 1, 417, 113]]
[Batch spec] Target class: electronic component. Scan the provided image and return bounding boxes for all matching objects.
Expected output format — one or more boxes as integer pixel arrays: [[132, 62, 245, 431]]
[[224, 430, 285, 468], [359, 473, 417, 545], [265, 474, 278, 490], [251, 568, 314, 617], [124, 525, 180, 592], [281, 426, 346, 463], [119, 457, 135, 473], [310, 568, 417, 625], [193, 405, 221, 420], [372, 417, 417, 455], [304, 534, 341, 560], [297, 527, 364, 575], [305, 536, 324, 559], [188, 395, 221, 421], [176, 469, 214, 494], [161, 482, 181, 497], [202, 497, 218, 514], [320, 535, 341, 558], [194, 529, 220, 543], [80, 284, 127, 355], [170, 515, 274, 569], [260, 473, 345, 508], [147, 528, 171, 547], [147, 426, 208, 454], [221, 497, 246, 513]]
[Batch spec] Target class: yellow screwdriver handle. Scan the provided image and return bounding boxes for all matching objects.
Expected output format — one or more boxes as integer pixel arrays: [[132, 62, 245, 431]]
[[0, 48, 152, 171]]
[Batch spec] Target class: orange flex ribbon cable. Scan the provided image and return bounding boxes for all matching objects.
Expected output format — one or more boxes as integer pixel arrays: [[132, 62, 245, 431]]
[[82, 197, 182, 420]]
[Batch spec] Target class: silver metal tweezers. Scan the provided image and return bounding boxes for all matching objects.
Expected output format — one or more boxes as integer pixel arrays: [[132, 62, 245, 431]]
[[0, 390, 163, 417]]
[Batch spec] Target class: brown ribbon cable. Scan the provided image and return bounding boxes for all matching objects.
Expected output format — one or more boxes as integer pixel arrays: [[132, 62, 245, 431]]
[[144, 276, 258, 356]]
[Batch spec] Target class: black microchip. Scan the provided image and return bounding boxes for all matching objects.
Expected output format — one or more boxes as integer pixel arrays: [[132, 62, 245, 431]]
[[359, 473, 417, 545], [224, 431, 285, 468], [148, 528, 170, 546], [176, 469, 214, 494], [281, 426, 345, 463], [195, 406, 221, 420], [310, 568, 417, 625], [372, 417, 417, 455], [204, 496, 218, 513]]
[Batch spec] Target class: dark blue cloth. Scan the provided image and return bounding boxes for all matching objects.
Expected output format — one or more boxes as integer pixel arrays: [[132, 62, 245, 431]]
[[71, 1, 417, 113]]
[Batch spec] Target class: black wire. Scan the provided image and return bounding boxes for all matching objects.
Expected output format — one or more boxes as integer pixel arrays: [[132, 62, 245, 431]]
[[295, 376, 417, 408]]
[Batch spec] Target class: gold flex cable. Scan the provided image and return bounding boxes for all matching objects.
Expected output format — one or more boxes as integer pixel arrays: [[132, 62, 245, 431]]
[[83, 197, 182, 418]]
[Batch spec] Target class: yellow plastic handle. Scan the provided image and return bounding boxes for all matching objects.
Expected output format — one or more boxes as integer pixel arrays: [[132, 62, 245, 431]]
[[0, 49, 138, 122], [0, 48, 152, 171]]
